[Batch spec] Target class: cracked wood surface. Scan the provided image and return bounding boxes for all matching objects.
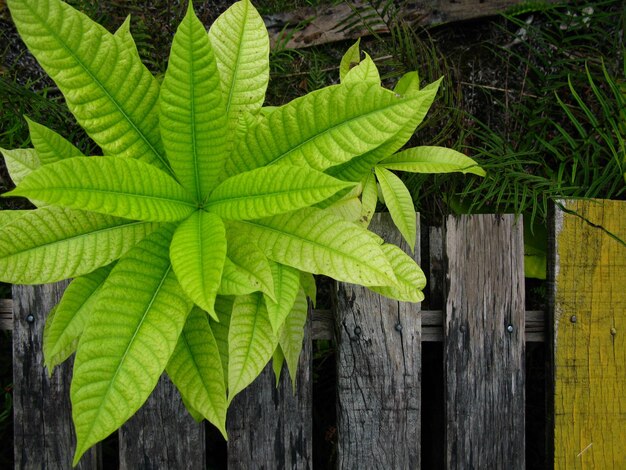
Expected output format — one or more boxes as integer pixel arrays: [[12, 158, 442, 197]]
[[551, 200, 626, 469], [444, 214, 526, 468], [12, 282, 99, 469], [335, 213, 421, 468]]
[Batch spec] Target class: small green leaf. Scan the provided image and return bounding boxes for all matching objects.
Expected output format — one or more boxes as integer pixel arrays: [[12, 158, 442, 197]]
[[219, 230, 275, 299], [161, 3, 229, 199], [0, 207, 159, 284], [299, 272, 317, 307], [171, 211, 227, 319], [231, 207, 396, 286], [265, 262, 300, 334], [374, 166, 416, 250], [343, 52, 380, 85], [360, 172, 378, 227], [8, 157, 196, 222], [272, 346, 285, 387], [1, 147, 40, 185], [71, 226, 193, 464], [167, 306, 228, 438], [380, 146, 486, 176], [207, 165, 353, 220], [339, 39, 361, 81], [394, 71, 420, 96], [278, 287, 308, 390], [209, 0, 269, 135], [211, 296, 234, 385], [369, 244, 426, 303], [228, 293, 277, 403], [25, 117, 85, 164], [43, 264, 114, 373]]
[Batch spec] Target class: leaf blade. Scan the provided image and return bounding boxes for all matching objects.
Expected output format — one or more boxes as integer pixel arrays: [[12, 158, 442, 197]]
[[160, 4, 229, 199], [375, 166, 416, 250], [8, 157, 196, 222], [0, 207, 159, 283], [170, 211, 227, 318], [71, 226, 193, 464]]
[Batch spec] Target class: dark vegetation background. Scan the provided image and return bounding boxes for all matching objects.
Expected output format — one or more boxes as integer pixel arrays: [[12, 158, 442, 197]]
[[0, 0, 624, 467]]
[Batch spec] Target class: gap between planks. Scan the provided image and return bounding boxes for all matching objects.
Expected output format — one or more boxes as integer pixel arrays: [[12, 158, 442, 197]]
[[0, 298, 545, 342]]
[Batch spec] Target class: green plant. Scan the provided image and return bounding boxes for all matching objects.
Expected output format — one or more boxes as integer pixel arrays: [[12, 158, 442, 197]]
[[0, 0, 482, 463]]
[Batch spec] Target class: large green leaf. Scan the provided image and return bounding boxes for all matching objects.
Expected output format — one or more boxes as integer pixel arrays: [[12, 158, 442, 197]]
[[278, 287, 308, 389], [369, 244, 426, 303], [26, 116, 85, 164], [71, 226, 193, 464], [8, 157, 196, 222], [380, 146, 486, 176], [207, 165, 353, 220], [326, 79, 442, 183], [6, 0, 169, 172], [0, 206, 158, 283], [209, 0, 269, 135], [299, 272, 316, 307], [265, 262, 300, 334], [170, 211, 227, 318], [375, 166, 417, 250], [43, 264, 114, 373], [160, 3, 228, 200], [227, 82, 429, 175], [0, 147, 40, 185], [167, 307, 228, 438], [228, 293, 277, 402], [230, 207, 396, 286]]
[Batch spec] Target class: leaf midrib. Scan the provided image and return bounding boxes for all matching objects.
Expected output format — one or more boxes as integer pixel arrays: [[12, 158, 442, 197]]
[[268, 89, 418, 167], [0, 219, 155, 258], [81, 263, 174, 448], [236, 215, 392, 281]]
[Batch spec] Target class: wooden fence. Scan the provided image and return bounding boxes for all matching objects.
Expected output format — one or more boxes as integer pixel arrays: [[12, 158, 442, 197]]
[[3, 199, 625, 469]]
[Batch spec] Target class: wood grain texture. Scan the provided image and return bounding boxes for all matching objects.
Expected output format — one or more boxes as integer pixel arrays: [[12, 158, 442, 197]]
[[551, 200, 626, 469], [227, 316, 312, 469], [12, 283, 99, 469], [118, 374, 205, 470], [1, 298, 11, 330], [335, 213, 421, 469], [265, 0, 555, 49], [444, 214, 525, 469]]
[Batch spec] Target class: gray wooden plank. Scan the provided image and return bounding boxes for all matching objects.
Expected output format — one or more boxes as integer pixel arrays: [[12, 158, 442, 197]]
[[118, 374, 205, 470], [227, 316, 312, 469], [444, 214, 525, 469], [12, 283, 99, 469], [335, 213, 421, 469]]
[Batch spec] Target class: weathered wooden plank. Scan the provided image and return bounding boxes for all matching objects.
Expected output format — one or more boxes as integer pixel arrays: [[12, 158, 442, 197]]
[[335, 213, 421, 468], [1, 298, 11, 331], [118, 374, 205, 470], [12, 283, 99, 469], [265, 0, 556, 49], [551, 199, 626, 469], [227, 317, 312, 469], [444, 214, 525, 469]]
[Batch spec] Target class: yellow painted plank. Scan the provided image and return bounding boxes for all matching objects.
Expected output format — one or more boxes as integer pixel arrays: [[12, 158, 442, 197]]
[[553, 199, 626, 469]]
